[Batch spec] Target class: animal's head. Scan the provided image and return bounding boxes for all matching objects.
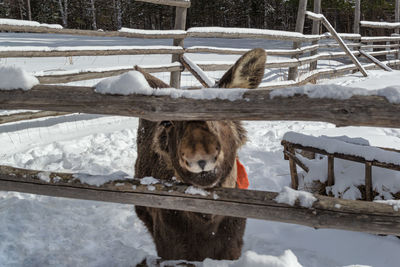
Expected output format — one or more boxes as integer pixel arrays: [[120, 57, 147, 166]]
[[137, 48, 266, 188]]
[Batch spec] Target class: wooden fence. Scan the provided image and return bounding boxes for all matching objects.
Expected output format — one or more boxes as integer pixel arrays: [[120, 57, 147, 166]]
[[282, 138, 400, 201], [1, 13, 400, 89], [1, 6, 400, 236]]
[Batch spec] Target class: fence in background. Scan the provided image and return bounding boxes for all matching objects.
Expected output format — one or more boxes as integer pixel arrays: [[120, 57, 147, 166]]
[[1, 1, 400, 236]]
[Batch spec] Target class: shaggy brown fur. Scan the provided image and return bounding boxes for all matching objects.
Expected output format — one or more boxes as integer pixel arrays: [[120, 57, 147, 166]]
[[134, 48, 266, 261]]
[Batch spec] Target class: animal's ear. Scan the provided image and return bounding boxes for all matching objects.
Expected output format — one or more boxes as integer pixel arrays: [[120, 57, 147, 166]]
[[217, 48, 266, 89], [134, 66, 170, 89]]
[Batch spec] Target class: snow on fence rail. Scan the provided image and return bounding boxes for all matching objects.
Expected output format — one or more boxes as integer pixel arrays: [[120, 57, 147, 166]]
[[0, 45, 184, 58], [1, 165, 399, 236], [361, 20, 400, 29]]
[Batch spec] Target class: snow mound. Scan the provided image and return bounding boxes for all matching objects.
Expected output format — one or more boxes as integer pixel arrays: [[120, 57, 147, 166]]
[[185, 186, 210, 196], [73, 171, 130, 187], [0, 18, 63, 29], [139, 177, 160, 185], [203, 250, 302, 267], [95, 71, 152, 95], [275, 186, 316, 208], [0, 66, 39, 90]]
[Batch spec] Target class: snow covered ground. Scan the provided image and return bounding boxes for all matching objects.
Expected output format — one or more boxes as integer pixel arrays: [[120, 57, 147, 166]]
[[1, 33, 400, 267]]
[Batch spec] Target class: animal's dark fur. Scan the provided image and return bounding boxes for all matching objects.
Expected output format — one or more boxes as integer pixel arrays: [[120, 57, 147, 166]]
[[134, 48, 266, 261]]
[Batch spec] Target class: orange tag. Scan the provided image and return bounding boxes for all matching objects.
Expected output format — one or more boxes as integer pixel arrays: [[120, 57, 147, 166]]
[[236, 159, 249, 189]]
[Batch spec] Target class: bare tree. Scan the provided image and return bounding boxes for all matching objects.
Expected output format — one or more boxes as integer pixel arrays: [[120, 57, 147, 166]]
[[17, 0, 24, 20], [90, 0, 97, 30], [56, 0, 68, 27], [113, 0, 122, 30]]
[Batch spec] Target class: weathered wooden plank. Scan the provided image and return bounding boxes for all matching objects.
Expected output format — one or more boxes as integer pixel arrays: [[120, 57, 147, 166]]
[[0, 111, 69, 125], [170, 6, 188, 88], [284, 150, 309, 172], [0, 24, 187, 39], [307, 11, 368, 77], [0, 47, 184, 58], [288, 147, 299, 190], [359, 50, 393, 71], [319, 43, 360, 49], [361, 44, 400, 49], [180, 55, 212, 88], [37, 65, 183, 84], [185, 45, 319, 56], [1, 84, 400, 127], [1, 165, 399, 236], [136, 0, 190, 8], [186, 29, 321, 42]]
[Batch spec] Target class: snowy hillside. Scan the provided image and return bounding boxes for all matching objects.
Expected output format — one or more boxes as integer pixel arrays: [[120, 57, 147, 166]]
[[1, 33, 400, 267]]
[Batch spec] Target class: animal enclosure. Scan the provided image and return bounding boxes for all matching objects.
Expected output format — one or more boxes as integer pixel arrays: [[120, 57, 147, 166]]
[[1, 0, 400, 238]]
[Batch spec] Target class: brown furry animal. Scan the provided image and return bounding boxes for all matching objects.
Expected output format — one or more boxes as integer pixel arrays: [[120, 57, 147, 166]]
[[134, 48, 266, 261]]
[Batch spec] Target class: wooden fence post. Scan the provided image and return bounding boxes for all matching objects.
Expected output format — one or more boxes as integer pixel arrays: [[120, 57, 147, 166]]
[[365, 162, 373, 201], [309, 0, 321, 76], [288, 147, 299, 190], [288, 0, 307, 81], [327, 155, 335, 187], [354, 0, 361, 34], [170, 7, 187, 88]]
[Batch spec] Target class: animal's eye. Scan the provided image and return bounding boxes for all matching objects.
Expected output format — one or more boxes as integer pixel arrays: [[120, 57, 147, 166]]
[[160, 121, 172, 128]]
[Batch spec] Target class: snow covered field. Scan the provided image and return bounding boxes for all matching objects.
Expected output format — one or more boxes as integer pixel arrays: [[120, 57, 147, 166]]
[[1, 33, 400, 267]]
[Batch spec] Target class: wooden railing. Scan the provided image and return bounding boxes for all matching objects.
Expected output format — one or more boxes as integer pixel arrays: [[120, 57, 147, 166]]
[[282, 137, 400, 201], [1, 18, 399, 88]]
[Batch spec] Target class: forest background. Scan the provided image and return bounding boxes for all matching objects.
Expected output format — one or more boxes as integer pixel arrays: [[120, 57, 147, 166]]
[[0, 0, 398, 34]]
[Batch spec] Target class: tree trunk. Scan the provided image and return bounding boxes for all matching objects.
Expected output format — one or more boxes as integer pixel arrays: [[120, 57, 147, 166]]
[[18, 0, 24, 20], [57, 0, 68, 28], [26, 0, 31, 20], [90, 0, 97, 30], [114, 0, 122, 30]]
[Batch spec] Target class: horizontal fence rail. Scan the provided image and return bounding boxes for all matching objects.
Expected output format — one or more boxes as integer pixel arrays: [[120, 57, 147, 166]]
[[0, 46, 184, 58], [0, 24, 187, 39], [0, 111, 69, 125], [1, 165, 399, 236], [36, 64, 183, 84], [1, 84, 400, 127], [360, 20, 400, 29]]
